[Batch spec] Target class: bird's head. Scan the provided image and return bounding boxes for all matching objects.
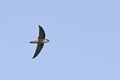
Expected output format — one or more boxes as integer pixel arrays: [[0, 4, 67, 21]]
[[42, 39, 49, 43]]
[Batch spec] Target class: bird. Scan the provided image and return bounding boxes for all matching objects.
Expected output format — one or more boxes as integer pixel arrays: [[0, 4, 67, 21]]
[[30, 25, 49, 59]]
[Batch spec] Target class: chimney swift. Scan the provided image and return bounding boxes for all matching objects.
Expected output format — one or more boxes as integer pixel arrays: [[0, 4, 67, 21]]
[[30, 25, 49, 59]]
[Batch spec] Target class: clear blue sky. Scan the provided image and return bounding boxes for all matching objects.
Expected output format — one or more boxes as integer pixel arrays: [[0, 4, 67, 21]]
[[0, 0, 120, 80]]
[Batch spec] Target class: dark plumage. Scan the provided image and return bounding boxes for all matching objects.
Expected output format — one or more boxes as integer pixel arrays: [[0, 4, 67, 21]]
[[30, 25, 49, 59]]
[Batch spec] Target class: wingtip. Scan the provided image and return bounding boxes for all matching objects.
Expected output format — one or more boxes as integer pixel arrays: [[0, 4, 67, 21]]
[[38, 25, 41, 28], [32, 56, 35, 59]]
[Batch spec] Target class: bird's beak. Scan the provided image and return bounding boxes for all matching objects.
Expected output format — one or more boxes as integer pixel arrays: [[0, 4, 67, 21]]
[[48, 40, 50, 42]]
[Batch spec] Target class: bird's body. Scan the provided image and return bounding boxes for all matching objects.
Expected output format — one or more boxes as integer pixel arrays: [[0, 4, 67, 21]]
[[30, 25, 49, 59], [30, 39, 49, 44], [30, 39, 39, 43]]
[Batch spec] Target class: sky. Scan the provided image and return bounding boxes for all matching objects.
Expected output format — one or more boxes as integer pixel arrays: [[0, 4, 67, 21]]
[[0, 0, 120, 80]]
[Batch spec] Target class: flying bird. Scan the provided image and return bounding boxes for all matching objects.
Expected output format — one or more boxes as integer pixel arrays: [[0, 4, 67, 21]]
[[30, 25, 49, 59]]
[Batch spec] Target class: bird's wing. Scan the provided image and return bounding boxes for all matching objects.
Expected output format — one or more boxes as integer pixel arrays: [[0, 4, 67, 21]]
[[38, 25, 45, 39], [32, 43, 44, 59]]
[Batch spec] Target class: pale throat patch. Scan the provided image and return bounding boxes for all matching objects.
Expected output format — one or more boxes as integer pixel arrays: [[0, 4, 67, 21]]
[[42, 39, 49, 43]]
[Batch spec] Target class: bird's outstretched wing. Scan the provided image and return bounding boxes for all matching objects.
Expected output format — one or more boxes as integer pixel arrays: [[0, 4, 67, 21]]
[[32, 43, 44, 59], [38, 25, 45, 39]]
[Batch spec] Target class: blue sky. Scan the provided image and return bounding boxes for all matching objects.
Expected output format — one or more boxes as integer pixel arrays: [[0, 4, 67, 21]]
[[0, 0, 120, 80]]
